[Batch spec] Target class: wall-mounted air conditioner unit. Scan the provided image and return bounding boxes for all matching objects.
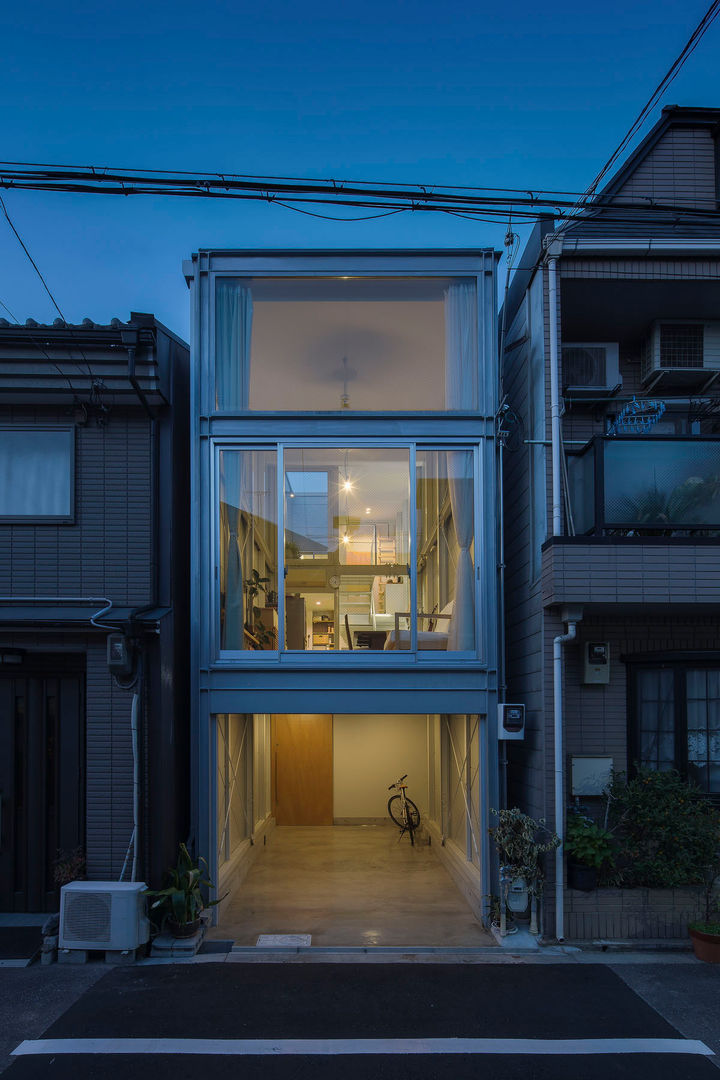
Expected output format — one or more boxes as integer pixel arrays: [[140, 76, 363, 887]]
[[641, 320, 720, 389], [59, 881, 150, 952], [561, 343, 621, 400]]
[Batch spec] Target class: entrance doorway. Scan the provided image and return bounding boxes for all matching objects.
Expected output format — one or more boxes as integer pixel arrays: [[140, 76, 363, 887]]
[[0, 657, 85, 912], [272, 714, 333, 824], [212, 711, 491, 946]]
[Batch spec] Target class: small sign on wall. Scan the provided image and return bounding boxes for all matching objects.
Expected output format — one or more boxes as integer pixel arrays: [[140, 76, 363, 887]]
[[571, 755, 614, 796]]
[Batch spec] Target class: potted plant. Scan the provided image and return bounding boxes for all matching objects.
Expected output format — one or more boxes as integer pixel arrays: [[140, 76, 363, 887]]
[[484, 892, 517, 936], [489, 808, 559, 934], [52, 847, 86, 889], [144, 843, 226, 939], [565, 810, 615, 891], [689, 847, 720, 963]]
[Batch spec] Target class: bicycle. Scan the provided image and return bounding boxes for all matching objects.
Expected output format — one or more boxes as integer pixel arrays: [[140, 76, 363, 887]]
[[387, 774, 421, 845]]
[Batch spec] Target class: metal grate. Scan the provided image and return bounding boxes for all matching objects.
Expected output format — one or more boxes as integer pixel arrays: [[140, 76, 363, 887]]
[[660, 324, 704, 369], [62, 892, 112, 943], [562, 346, 607, 386]]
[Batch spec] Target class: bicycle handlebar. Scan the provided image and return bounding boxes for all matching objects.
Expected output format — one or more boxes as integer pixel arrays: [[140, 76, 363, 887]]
[[388, 773, 408, 790]]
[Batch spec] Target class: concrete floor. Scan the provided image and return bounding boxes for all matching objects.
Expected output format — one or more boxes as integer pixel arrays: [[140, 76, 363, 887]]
[[211, 824, 495, 948]]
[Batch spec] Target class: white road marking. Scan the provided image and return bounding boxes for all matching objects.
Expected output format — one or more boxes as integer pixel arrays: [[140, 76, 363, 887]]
[[11, 1037, 714, 1057]]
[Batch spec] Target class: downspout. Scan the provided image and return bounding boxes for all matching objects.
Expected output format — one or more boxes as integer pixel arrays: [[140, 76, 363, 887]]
[[546, 240, 563, 536], [121, 327, 156, 421], [553, 609, 581, 941]]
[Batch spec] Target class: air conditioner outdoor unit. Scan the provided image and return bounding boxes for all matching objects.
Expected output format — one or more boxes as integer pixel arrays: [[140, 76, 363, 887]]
[[561, 343, 621, 399], [59, 881, 150, 952], [641, 320, 720, 388]]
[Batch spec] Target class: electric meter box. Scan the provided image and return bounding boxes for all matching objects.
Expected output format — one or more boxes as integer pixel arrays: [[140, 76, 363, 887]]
[[583, 641, 610, 684], [107, 633, 133, 676], [497, 703, 525, 740]]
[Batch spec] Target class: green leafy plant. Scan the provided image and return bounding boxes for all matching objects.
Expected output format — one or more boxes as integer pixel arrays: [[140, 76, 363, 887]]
[[144, 843, 226, 930], [689, 920, 720, 935], [489, 808, 560, 895], [606, 769, 720, 889], [483, 892, 515, 931], [53, 847, 86, 888], [565, 811, 615, 871]]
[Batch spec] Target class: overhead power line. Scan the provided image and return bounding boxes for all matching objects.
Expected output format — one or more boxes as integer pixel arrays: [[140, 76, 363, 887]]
[[0, 162, 719, 227], [568, 0, 720, 216]]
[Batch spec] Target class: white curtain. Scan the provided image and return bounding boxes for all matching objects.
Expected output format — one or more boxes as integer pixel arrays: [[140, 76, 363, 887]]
[[216, 279, 253, 410], [221, 452, 251, 650], [444, 281, 478, 410], [447, 449, 475, 651]]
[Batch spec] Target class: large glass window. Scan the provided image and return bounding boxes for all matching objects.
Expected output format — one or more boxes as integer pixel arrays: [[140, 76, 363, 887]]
[[216, 714, 251, 866], [219, 449, 278, 651], [0, 427, 74, 521], [217, 443, 478, 656], [414, 450, 475, 652], [214, 277, 478, 412], [284, 447, 410, 651], [630, 663, 720, 795]]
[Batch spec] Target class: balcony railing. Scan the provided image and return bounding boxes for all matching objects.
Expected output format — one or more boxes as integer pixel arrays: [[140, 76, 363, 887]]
[[567, 436, 720, 536]]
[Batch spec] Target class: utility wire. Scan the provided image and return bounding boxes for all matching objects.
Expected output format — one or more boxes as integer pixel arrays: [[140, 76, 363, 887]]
[[0, 191, 94, 376], [0, 192, 65, 321], [567, 0, 720, 217], [1, 163, 719, 225]]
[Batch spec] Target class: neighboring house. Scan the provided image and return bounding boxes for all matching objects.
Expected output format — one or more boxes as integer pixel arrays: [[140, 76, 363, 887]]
[[0, 313, 190, 911], [502, 106, 720, 939], [183, 249, 502, 923]]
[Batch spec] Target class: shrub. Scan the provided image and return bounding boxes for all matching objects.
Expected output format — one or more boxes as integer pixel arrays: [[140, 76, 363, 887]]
[[606, 769, 720, 889], [489, 808, 559, 894], [565, 811, 615, 871]]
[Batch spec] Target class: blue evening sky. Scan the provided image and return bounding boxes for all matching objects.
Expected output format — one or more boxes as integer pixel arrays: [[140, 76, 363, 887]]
[[1, 0, 719, 340]]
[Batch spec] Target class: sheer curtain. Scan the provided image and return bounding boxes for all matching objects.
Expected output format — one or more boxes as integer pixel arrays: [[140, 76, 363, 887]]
[[216, 279, 253, 410], [447, 449, 475, 651], [444, 281, 478, 410], [220, 452, 251, 649]]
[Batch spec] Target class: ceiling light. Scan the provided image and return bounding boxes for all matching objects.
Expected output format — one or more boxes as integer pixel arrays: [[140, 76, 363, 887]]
[[343, 480, 353, 492], [365, 507, 371, 515]]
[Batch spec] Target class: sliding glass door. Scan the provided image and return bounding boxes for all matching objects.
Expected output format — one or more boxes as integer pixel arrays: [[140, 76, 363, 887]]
[[217, 443, 478, 658]]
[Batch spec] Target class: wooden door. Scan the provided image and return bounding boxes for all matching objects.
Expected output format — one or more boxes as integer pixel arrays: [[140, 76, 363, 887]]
[[0, 659, 85, 912], [272, 714, 333, 824]]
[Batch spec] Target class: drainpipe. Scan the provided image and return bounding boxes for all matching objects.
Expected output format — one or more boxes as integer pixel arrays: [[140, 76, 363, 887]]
[[546, 239, 563, 536], [553, 606, 581, 941], [121, 326, 156, 421]]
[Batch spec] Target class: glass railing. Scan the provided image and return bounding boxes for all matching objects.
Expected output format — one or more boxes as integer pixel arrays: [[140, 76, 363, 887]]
[[567, 436, 720, 536]]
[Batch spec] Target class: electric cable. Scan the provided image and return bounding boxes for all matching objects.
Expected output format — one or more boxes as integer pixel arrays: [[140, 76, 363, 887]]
[[0, 192, 94, 376], [566, 0, 720, 217]]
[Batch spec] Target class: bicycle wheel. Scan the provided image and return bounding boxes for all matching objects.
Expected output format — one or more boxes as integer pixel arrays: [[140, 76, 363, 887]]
[[388, 795, 421, 830]]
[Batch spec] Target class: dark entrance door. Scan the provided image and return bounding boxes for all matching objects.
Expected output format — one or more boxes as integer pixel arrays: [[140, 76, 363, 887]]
[[0, 655, 85, 912]]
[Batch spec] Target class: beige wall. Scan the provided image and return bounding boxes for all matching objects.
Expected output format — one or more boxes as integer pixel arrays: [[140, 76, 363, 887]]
[[333, 714, 429, 819]]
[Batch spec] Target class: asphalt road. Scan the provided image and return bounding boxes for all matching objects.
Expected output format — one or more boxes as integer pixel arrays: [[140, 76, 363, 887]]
[[4, 962, 718, 1079]]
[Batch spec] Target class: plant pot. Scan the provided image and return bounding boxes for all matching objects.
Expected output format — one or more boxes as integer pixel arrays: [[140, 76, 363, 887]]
[[689, 927, 720, 964], [166, 917, 202, 939], [567, 862, 598, 892]]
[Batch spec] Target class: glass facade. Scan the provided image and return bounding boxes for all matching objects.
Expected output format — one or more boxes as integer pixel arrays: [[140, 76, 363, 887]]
[[217, 443, 478, 656], [215, 276, 478, 412], [219, 449, 278, 651]]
